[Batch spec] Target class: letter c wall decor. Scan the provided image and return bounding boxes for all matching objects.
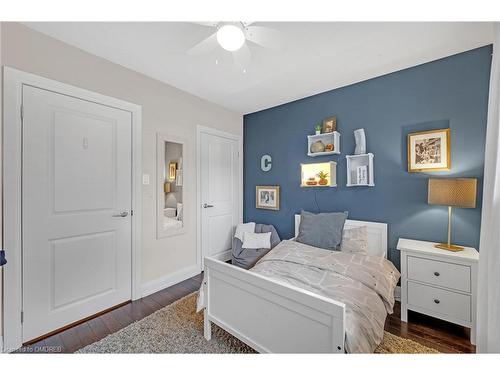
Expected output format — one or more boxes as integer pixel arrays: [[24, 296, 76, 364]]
[[261, 154, 272, 172]]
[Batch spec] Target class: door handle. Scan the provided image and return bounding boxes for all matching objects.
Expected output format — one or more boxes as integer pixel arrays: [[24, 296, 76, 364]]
[[203, 203, 214, 208], [112, 211, 129, 217]]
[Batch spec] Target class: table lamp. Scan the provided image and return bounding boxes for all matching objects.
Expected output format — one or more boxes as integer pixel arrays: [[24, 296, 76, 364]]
[[427, 178, 477, 251]]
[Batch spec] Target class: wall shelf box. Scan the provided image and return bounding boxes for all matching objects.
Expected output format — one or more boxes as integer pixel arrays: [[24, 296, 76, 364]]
[[307, 132, 340, 157], [346, 153, 374, 187], [300, 161, 337, 187]]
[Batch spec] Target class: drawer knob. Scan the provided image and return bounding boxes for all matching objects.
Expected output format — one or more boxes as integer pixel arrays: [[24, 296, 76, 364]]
[[434, 271, 440, 276], [434, 299, 440, 304]]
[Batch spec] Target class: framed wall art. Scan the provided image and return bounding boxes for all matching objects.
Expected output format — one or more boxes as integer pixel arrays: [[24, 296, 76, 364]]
[[255, 185, 280, 210], [407, 128, 450, 173]]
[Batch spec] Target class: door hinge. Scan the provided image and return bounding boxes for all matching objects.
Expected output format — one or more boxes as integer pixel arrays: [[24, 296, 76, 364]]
[[20, 105, 24, 122], [21, 311, 24, 323]]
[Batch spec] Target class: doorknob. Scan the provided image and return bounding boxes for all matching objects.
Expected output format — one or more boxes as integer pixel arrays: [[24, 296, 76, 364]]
[[112, 211, 129, 217], [203, 203, 214, 208]]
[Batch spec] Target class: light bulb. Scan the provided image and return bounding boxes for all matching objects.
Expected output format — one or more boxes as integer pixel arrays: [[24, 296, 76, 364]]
[[216, 24, 245, 51]]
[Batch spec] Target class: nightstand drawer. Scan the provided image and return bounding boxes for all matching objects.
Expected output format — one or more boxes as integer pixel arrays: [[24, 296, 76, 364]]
[[407, 256, 470, 293], [407, 281, 471, 322]]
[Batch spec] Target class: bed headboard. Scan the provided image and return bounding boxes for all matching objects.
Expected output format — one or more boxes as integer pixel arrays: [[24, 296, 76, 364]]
[[294, 214, 388, 258]]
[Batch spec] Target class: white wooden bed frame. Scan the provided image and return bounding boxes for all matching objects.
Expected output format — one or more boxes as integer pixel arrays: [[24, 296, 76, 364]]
[[203, 215, 387, 353]]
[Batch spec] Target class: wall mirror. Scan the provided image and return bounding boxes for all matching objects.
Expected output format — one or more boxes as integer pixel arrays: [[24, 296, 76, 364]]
[[157, 133, 186, 238]]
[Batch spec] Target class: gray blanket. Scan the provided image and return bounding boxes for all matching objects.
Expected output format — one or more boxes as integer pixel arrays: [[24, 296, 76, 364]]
[[251, 240, 400, 353]]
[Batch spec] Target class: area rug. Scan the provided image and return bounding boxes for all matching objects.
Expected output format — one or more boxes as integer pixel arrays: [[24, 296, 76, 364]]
[[78, 293, 439, 354]]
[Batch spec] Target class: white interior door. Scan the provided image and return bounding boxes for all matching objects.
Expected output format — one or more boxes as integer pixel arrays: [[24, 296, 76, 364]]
[[200, 132, 239, 263], [22, 85, 132, 342]]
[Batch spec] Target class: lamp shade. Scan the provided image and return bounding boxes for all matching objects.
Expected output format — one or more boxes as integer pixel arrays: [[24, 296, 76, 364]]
[[164, 182, 171, 193], [428, 178, 477, 208]]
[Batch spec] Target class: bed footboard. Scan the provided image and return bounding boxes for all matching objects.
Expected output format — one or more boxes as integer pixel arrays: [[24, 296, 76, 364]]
[[203, 257, 345, 353]]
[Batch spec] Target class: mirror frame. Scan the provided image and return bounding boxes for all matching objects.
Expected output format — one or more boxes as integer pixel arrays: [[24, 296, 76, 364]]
[[156, 132, 187, 239]]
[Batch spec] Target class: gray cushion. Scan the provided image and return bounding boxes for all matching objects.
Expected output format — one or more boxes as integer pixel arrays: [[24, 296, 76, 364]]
[[232, 224, 280, 269], [296, 210, 348, 251]]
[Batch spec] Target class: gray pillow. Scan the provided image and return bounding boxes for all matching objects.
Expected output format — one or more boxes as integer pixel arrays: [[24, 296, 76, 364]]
[[296, 210, 348, 251]]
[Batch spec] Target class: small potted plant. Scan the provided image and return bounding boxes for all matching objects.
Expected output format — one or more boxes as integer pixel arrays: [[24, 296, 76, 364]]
[[314, 124, 322, 135], [317, 171, 329, 185]]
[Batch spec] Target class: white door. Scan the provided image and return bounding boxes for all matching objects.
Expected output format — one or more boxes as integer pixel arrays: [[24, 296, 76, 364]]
[[200, 132, 239, 263], [22, 85, 132, 342]]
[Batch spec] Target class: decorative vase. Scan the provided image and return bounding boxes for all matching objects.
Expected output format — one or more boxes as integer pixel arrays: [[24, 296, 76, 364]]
[[310, 140, 325, 153], [318, 178, 328, 185], [354, 128, 366, 155]]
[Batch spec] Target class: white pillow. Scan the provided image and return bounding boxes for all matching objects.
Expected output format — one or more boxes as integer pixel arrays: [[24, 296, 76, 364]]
[[242, 231, 271, 250], [234, 222, 256, 241], [340, 226, 368, 254]]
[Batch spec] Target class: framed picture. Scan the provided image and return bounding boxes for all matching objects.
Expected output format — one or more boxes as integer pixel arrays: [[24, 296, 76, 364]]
[[168, 162, 177, 180], [255, 185, 280, 210], [407, 128, 450, 173], [322, 116, 336, 133]]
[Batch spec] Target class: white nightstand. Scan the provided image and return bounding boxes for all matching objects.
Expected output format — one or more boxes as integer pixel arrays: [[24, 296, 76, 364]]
[[397, 238, 479, 344]]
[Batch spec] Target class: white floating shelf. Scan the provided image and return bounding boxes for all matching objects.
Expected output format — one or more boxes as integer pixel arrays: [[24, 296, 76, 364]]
[[300, 161, 337, 187], [307, 131, 340, 157], [346, 153, 375, 187]]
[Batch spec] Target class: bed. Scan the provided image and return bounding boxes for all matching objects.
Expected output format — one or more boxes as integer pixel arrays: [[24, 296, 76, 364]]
[[201, 214, 399, 353]]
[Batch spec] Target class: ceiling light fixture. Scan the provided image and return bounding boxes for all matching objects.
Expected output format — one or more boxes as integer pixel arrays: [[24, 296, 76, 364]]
[[216, 24, 245, 51]]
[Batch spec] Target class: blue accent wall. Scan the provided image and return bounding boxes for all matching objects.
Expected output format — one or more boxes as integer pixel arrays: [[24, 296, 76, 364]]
[[243, 46, 492, 269]]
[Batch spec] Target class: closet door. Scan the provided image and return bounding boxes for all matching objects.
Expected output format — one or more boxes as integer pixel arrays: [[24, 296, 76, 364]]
[[22, 85, 132, 342], [200, 131, 239, 263]]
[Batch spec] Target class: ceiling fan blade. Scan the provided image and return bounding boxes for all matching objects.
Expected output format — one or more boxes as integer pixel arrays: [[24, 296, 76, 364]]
[[245, 26, 282, 50], [186, 32, 218, 56], [232, 43, 252, 69], [191, 21, 218, 28]]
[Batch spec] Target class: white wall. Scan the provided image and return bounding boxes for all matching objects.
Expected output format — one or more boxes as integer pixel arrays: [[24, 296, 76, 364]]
[[0, 22, 242, 339]]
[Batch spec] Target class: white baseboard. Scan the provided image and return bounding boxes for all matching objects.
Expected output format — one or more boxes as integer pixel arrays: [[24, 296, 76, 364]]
[[394, 286, 401, 302], [141, 264, 200, 298]]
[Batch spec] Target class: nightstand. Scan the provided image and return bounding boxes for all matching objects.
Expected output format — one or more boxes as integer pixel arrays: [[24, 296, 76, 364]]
[[397, 238, 479, 344]]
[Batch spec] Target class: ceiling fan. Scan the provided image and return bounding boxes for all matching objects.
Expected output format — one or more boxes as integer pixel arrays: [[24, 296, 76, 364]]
[[187, 22, 281, 69]]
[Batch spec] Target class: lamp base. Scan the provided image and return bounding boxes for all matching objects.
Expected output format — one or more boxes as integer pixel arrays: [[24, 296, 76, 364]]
[[434, 243, 464, 252]]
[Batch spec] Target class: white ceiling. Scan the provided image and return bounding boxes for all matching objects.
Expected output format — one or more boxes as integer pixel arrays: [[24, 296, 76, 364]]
[[24, 22, 494, 114]]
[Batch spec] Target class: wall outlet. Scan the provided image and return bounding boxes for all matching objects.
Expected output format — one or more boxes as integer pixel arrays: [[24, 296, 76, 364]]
[[142, 174, 150, 185]]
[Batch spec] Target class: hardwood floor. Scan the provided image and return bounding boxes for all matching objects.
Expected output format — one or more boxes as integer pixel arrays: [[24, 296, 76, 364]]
[[18, 273, 475, 354]]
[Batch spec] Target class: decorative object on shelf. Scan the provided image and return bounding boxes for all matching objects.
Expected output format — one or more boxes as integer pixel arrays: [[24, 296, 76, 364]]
[[168, 161, 177, 180], [260, 154, 272, 172], [306, 178, 318, 186], [356, 166, 368, 185], [346, 153, 374, 187], [255, 185, 280, 210], [307, 132, 340, 156], [354, 128, 366, 155], [427, 178, 477, 252], [317, 171, 329, 185], [322, 116, 337, 133], [407, 128, 450, 173], [301, 162, 337, 187], [310, 140, 325, 153], [314, 124, 322, 135]]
